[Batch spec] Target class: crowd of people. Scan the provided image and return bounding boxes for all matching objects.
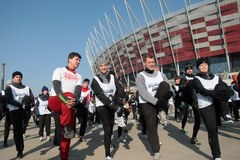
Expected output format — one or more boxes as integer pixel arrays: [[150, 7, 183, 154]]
[[0, 52, 239, 160]]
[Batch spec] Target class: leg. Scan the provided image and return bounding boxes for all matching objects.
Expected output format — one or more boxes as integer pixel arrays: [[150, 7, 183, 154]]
[[38, 115, 45, 137], [97, 106, 114, 157], [45, 114, 51, 137], [200, 105, 221, 159], [79, 107, 88, 137], [3, 109, 11, 146], [53, 112, 61, 146], [10, 109, 24, 156], [141, 103, 160, 153]]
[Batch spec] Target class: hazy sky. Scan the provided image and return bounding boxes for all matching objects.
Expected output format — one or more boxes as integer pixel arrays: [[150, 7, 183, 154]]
[[0, 0, 200, 96]]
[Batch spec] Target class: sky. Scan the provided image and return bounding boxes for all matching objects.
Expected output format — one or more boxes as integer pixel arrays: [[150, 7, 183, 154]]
[[0, 0, 201, 96]]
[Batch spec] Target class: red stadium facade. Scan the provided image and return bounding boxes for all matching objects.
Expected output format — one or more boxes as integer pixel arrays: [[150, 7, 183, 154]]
[[86, 0, 240, 84]]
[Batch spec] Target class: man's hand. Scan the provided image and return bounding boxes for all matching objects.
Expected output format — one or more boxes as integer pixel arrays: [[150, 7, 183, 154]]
[[66, 97, 76, 108]]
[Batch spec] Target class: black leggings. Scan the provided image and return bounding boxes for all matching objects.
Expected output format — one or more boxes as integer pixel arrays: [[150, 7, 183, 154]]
[[77, 107, 88, 137], [97, 106, 115, 157], [181, 104, 201, 138], [10, 109, 24, 153], [200, 104, 221, 159]]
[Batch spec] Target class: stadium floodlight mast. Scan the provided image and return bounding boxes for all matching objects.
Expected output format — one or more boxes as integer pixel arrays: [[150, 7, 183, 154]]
[[99, 18, 127, 83], [85, 48, 97, 75], [158, 0, 179, 75], [113, 5, 136, 80], [94, 23, 117, 76], [105, 14, 135, 82], [124, 0, 145, 70], [86, 42, 98, 74]]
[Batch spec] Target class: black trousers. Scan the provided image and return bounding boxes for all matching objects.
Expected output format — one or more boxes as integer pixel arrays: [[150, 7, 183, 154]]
[[10, 109, 24, 153], [200, 104, 221, 159], [4, 108, 11, 144], [181, 101, 201, 139], [52, 112, 61, 146], [97, 106, 114, 157], [38, 114, 51, 137], [140, 103, 160, 153], [77, 107, 88, 137], [22, 108, 31, 134], [232, 100, 240, 121]]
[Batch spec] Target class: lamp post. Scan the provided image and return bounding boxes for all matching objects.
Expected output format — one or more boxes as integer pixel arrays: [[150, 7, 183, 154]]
[[1, 63, 5, 91]]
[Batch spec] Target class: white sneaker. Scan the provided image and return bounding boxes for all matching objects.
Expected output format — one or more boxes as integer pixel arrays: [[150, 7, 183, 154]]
[[39, 136, 44, 142], [153, 152, 160, 160], [159, 111, 168, 126], [117, 116, 126, 127], [106, 156, 113, 160], [46, 136, 52, 141], [214, 158, 222, 160]]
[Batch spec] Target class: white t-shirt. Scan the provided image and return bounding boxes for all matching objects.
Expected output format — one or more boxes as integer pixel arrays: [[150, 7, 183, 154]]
[[50, 67, 82, 96]]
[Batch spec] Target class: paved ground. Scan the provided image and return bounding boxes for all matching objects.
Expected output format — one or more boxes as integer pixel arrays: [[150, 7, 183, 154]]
[[0, 115, 239, 160]]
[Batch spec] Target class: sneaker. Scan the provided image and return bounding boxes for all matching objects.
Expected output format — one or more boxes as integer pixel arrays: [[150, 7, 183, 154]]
[[47, 136, 52, 141], [159, 111, 168, 126], [117, 116, 126, 127], [117, 137, 126, 143], [62, 125, 75, 139], [39, 136, 44, 142], [106, 156, 113, 160], [16, 151, 24, 159], [180, 128, 188, 134], [141, 134, 148, 139], [176, 118, 180, 122], [222, 114, 234, 123], [214, 158, 222, 160], [190, 137, 201, 145], [153, 152, 160, 160], [79, 136, 87, 142], [110, 143, 116, 148]]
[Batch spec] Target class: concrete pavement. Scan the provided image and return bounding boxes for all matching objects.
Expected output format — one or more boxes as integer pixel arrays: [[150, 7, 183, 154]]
[[0, 116, 239, 160]]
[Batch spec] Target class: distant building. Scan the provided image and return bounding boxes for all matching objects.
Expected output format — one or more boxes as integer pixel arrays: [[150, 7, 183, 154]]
[[86, 0, 240, 85]]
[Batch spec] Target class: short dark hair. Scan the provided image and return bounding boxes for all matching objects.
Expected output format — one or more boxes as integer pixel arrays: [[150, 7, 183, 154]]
[[174, 75, 181, 80], [143, 54, 155, 62], [83, 78, 90, 83], [68, 52, 81, 59]]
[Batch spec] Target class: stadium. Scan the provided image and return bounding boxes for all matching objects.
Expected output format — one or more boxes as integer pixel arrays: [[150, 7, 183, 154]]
[[85, 0, 240, 85]]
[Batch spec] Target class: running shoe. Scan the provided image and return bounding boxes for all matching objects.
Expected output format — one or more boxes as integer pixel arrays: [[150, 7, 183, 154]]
[[153, 152, 160, 160], [39, 136, 44, 142], [117, 137, 126, 143], [117, 116, 126, 127], [180, 128, 188, 134], [106, 156, 113, 160], [190, 137, 201, 145]]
